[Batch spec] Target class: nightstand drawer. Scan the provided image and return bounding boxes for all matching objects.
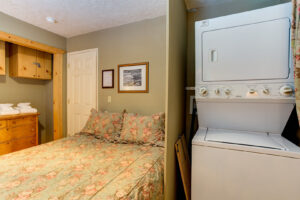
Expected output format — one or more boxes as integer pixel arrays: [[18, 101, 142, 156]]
[[0, 113, 39, 155], [0, 120, 6, 129], [0, 141, 11, 155], [12, 137, 36, 152], [10, 124, 36, 139], [0, 128, 11, 143], [8, 116, 35, 127]]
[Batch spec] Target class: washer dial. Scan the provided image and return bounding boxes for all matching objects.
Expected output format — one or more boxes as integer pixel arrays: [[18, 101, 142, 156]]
[[199, 87, 208, 97], [248, 89, 256, 95], [224, 88, 231, 96], [280, 85, 293, 97], [262, 88, 270, 95]]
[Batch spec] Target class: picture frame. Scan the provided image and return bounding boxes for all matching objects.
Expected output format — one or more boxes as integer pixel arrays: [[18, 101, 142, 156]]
[[118, 62, 149, 93], [102, 69, 114, 88]]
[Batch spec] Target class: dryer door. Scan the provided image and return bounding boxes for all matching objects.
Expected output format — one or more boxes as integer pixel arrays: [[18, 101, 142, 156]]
[[202, 18, 290, 82]]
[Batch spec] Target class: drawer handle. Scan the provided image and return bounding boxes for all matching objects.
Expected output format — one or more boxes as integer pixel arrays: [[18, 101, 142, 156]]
[[0, 66, 3, 70], [23, 66, 27, 70]]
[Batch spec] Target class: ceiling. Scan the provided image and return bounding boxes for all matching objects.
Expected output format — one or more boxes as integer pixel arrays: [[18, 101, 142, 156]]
[[0, 0, 167, 38]]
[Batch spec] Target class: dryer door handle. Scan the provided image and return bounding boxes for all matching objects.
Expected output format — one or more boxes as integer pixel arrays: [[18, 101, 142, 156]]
[[210, 49, 218, 63]]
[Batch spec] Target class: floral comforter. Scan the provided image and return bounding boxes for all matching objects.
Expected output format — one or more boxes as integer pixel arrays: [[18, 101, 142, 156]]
[[0, 134, 164, 200]]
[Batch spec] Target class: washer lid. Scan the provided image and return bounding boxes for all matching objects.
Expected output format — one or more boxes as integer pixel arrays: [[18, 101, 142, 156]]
[[205, 129, 285, 150]]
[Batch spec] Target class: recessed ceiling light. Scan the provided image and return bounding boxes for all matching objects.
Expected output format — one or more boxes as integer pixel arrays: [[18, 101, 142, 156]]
[[46, 17, 57, 24]]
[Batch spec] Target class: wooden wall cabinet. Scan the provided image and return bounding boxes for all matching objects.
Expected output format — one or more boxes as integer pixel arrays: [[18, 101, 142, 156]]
[[0, 41, 5, 75], [9, 44, 52, 79], [0, 113, 39, 155]]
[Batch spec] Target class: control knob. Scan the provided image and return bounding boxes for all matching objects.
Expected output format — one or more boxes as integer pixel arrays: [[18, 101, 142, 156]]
[[199, 87, 208, 97], [248, 89, 256, 95], [262, 88, 270, 95], [224, 88, 231, 96], [280, 85, 293, 97], [215, 88, 220, 95]]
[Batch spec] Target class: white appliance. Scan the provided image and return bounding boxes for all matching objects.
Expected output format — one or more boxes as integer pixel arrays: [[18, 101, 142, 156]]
[[192, 3, 300, 200]]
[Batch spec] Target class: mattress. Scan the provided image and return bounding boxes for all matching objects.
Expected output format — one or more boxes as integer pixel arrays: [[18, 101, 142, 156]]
[[0, 134, 164, 200]]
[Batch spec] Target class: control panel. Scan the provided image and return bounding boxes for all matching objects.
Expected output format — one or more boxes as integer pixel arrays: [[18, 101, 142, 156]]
[[196, 83, 295, 100]]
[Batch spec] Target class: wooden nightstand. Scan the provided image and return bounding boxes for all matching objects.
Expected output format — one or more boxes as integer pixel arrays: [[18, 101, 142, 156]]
[[0, 113, 39, 155]]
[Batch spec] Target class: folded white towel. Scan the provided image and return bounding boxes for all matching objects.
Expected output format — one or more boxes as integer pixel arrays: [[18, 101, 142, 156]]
[[17, 105, 32, 109], [0, 104, 13, 108], [0, 110, 20, 115], [0, 107, 16, 111], [17, 103, 31, 107], [16, 108, 37, 114], [15, 102, 37, 114]]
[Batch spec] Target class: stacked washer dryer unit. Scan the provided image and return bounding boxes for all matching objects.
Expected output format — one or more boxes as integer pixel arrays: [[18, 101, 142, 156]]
[[192, 3, 300, 200]]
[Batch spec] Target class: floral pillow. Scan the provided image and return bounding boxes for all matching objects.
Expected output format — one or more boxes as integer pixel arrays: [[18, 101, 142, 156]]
[[81, 109, 123, 141], [120, 112, 165, 146]]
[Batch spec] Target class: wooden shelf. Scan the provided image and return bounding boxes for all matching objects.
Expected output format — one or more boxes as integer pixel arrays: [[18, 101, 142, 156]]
[[9, 44, 52, 80]]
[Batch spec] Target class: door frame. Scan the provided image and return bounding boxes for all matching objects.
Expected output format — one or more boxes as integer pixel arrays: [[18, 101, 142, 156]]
[[67, 48, 98, 135]]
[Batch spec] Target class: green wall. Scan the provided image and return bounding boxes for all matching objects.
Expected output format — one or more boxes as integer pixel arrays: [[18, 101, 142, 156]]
[[0, 11, 66, 143], [67, 16, 166, 116], [165, 0, 187, 199]]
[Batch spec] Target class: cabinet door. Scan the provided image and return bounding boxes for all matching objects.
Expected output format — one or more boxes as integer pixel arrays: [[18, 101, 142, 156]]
[[44, 52, 52, 79], [18, 46, 37, 78], [36, 50, 45, 79], [0, 41, 5, 75]]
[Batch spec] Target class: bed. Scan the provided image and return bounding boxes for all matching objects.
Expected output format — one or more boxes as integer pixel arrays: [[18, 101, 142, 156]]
[[0, 133, 164, 200]]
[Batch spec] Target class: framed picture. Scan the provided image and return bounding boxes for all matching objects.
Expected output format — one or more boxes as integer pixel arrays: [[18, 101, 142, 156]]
[[102, 69, 114, 88], [118, 62, 149, 93]]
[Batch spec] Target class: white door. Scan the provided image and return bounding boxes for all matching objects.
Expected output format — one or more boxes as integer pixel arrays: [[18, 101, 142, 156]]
[[67, 49, 98, 136]]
